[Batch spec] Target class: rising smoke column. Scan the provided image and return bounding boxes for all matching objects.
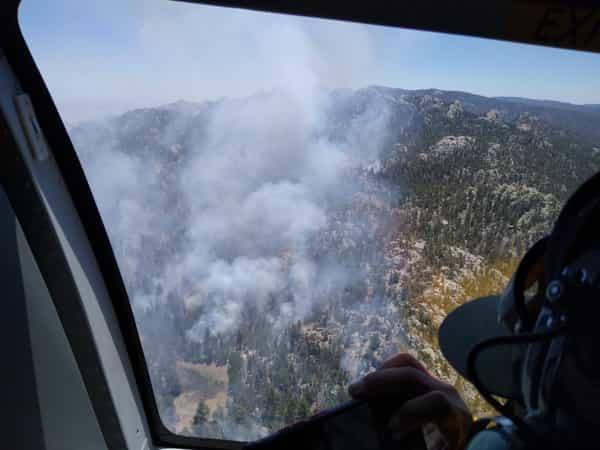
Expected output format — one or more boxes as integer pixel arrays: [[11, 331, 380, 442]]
[[68, 14, 410, 439]]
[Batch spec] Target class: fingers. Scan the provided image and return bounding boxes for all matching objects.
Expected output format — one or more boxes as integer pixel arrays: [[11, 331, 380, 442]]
[[387, 390, 451, 434], [379, 352, 429, 373], [389, 391, 471, 450], [349, 367, 446, 399], [347, 352, 472, 450]]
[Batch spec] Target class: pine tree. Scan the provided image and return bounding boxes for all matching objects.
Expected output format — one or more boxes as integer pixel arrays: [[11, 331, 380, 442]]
[[192, 401, 210, 436]]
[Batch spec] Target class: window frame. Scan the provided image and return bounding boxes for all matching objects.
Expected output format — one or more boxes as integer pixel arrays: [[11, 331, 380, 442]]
[[6, 2, 241, 448], [5, 0, 600, 448]]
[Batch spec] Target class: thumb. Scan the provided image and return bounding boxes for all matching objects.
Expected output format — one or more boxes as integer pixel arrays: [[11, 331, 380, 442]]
[[388, 390, 470, 450], [388, 390, 451, 434]]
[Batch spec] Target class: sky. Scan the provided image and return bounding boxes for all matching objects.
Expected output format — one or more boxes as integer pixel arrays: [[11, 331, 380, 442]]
[[19, 0, 600, 125]]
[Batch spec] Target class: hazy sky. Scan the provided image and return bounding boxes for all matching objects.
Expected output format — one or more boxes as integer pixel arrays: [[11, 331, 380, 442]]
[[19, 0, 600, 124]]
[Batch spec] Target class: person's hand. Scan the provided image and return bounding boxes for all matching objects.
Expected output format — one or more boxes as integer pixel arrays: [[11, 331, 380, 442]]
[[348, 352, 473, 450]]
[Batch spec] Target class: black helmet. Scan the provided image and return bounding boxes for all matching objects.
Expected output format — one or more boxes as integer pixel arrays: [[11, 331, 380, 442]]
[[438, 172, 600, 448]]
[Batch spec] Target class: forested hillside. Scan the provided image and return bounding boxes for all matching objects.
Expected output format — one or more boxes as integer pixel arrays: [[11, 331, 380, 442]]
[[70, 86, 600, 439]]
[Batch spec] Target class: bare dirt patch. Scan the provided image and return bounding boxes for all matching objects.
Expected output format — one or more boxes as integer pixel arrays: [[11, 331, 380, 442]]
[[174, 361, 229, 433]]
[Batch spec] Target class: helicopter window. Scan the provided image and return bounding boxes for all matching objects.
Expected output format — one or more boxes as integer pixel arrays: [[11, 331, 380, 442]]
[[19, 0, 600, 442]]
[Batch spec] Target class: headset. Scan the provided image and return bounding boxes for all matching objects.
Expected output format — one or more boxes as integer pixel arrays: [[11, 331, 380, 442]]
[[466, 172, 600, 450]]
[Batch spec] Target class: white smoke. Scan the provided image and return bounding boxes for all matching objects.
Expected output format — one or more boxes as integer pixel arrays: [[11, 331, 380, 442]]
[[176, 90, 337, 340], [72, 82, 396, 341], [69, 122, 156, 279], [136, 1, 374, 105], [68, 14, 399, 438], [136, 19, 392, 341]]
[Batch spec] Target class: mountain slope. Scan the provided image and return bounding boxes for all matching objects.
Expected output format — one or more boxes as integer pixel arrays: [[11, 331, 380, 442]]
[[70, 86, 599, 437]]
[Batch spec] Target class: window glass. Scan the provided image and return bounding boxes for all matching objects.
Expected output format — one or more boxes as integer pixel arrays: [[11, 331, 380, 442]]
[[19, 0, 600, 441]]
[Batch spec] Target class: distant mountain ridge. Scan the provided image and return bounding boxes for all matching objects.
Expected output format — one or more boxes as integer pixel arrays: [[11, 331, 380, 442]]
[[133, 86, 600, 143], [494, 96, 600, 110], [361, 86, 600, 142]]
